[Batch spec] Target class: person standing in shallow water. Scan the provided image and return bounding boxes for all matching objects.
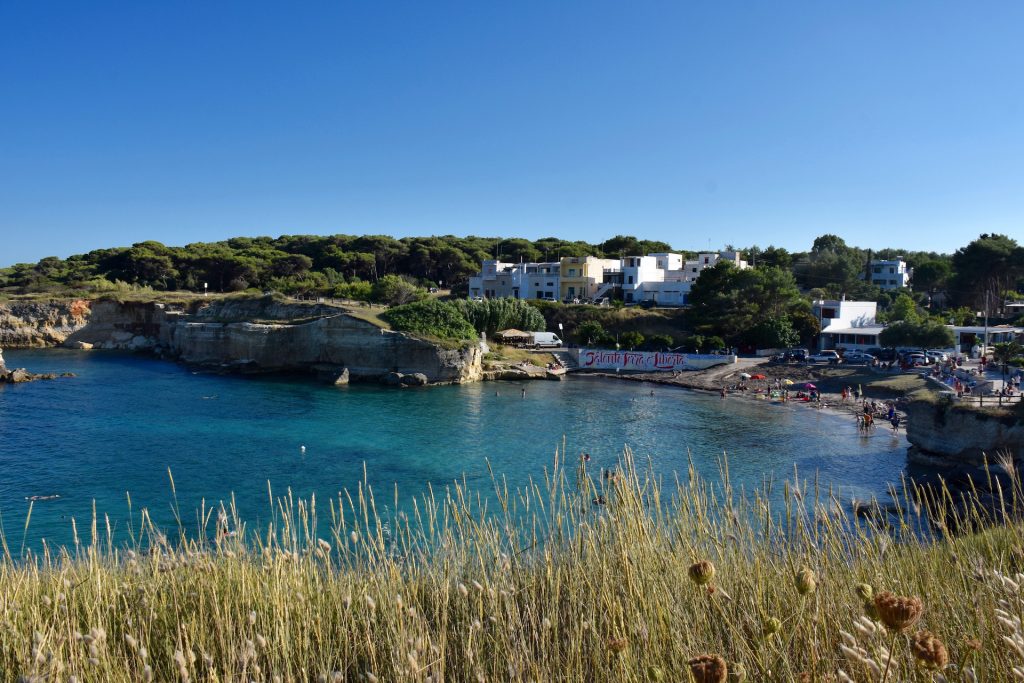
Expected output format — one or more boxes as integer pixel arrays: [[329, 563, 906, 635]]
[[521, 387, 526, 398]]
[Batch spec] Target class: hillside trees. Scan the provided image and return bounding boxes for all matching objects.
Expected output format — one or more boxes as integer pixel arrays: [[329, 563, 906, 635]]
[[686, 263, 812, 348], [949, 234, 1024, 312]]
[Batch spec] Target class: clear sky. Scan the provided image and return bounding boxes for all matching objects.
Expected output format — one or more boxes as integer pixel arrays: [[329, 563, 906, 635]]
[[2, 1, 1022, 265]]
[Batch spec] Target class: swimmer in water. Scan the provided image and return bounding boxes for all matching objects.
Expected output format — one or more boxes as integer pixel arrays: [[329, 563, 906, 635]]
[[300, 445, 306, 454]]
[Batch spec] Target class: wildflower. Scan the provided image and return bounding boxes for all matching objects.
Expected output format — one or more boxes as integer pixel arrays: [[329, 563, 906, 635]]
[[142, 666, 153, 683], [317, 538, 331, 553], [350, 530, 359, 545], [458, 582, 469, 597], [542, 617, 552, 630], [256, 634, 268, 649], [855, 583, 874, 602], [125, 634, 138, 651], [911, 630, 949, 670], [873, 591, 923, 632], [794, 568, 816, 595], [763, 617, 782, 637], [687, 654, 728, 683], [688, 560, 716, 586], [248, 610, 257, 625], [606, 636, 628, 654], [728, 661, 747, 682], [365, 595, 376, 611]]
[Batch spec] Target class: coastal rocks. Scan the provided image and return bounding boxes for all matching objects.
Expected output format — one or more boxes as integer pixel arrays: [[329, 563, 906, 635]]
[[0, 367, 74, 383], [382, 371, 404, 386], [905, 397, 1024, 467], [0, 300, 91, 347], [1, 297, 486, 386], [401, 372, 429, 386], [333, 368, 350, 385]]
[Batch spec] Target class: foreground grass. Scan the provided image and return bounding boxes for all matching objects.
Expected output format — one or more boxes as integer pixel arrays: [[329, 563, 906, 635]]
[[2, 453, 1024, 682]]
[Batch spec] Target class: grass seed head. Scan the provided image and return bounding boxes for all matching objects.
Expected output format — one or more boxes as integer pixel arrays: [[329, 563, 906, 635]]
[[873, 591, 924, 632], [606, 636, 628, 655], [687, 654, 728, 683], [688, 560, 716, 586]]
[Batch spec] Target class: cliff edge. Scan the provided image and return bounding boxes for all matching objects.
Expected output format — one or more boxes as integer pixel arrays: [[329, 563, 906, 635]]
[[0, 297, 483, 385], [905, 395, 1024, 467]]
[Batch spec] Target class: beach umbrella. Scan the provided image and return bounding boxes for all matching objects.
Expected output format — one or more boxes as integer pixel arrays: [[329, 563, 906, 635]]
[[751, 374, 766, 380], [739, 372, 751, 379], [782, 379, 794, 385], [804, 382, 817, 389]]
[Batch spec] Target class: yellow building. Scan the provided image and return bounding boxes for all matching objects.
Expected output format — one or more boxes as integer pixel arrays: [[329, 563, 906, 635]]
[[559, 256, 620, 301]]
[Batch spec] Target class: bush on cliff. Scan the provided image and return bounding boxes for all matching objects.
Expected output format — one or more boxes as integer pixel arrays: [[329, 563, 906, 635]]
[[382, 299, 476, 341], [451, 298, 546, 336]]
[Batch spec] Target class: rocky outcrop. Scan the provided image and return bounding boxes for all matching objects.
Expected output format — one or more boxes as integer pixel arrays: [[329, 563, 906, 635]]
[[0, 297, 484, 385], [0, 300, 91, 347], [905, 397, 1024, 467]]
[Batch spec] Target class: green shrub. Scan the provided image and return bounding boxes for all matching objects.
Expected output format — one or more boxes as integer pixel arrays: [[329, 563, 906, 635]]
[[382, 299, 476, 340]]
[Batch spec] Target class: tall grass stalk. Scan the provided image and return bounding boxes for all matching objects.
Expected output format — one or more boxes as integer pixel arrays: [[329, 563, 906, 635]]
[[2, 448, 1023, 681]]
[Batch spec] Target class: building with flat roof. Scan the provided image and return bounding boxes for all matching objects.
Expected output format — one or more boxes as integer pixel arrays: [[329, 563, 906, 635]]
[[867, 258, 912, 290]]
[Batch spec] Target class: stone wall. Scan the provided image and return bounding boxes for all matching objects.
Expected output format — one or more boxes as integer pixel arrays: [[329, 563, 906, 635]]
[[905, 397, 1024, 466]]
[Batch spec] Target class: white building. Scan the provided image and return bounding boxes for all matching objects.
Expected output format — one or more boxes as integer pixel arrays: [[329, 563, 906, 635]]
[[868, 259, 912, 290], [467, 249, 747, 307], [813, 299, 879, 350]]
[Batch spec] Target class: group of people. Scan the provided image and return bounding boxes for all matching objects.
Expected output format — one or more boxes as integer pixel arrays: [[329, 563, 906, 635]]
[[857, 399, 901, 432]]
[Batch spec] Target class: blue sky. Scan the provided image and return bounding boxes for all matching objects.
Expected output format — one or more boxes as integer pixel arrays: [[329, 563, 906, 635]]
[[2, 1, 1022, 265]]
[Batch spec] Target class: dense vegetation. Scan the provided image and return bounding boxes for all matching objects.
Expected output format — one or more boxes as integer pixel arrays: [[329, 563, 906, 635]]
[[2, 232, 1022, 350], [3, 452, 1023, 681], [383, 298, 545, 342]]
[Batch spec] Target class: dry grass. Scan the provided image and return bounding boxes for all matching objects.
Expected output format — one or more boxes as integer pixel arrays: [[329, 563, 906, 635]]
[[2, 452, 1023, 682]]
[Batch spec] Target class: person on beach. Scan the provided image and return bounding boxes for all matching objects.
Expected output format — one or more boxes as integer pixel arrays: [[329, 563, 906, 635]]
[[890, 416, 900, 432]]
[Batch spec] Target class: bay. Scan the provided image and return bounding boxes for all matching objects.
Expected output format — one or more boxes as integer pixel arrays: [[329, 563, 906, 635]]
[[0, 349, 911, 548]]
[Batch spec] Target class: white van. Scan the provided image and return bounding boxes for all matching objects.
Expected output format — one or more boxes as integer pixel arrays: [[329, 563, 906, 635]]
[[531, 332, 563, 348]]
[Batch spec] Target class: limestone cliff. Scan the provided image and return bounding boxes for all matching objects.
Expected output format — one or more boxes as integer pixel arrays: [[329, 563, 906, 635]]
[[0, 300, 91, 347], [905, 397, 1024, 466], [0, 297, 483, 385]]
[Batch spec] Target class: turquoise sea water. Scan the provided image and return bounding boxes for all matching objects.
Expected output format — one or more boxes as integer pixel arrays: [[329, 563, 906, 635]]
[[0, 350, 911, 548]]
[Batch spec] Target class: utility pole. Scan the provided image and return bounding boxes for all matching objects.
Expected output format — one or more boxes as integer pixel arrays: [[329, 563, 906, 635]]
[[984, 290, 990, 357]]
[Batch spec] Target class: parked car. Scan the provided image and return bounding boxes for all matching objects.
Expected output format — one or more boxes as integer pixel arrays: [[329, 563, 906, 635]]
[[869, 347, 897, 362], [808, 350, 842, 363], [904, 353, 929, 367], [925, 350, 949, 363], [782, 349, 807, 362], [530, 332, 563, 348], [842, 351, 875, 364]]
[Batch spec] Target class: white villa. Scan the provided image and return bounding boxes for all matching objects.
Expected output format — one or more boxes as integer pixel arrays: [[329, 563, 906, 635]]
[[866, 258, 912, 290], [814, 298, 1023, 353], [468, 250, 749, 306]]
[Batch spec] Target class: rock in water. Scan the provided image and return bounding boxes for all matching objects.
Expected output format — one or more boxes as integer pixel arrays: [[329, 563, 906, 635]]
[[333, 368, 350, 385], [382, 371, 404, 386], [400, 372, 429, 386]]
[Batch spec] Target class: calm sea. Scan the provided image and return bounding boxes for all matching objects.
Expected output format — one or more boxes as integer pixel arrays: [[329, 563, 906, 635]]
[[0, 349, 911, 548]]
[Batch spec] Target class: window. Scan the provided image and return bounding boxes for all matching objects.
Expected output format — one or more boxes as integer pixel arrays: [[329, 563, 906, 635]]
[[873, 266, 881, 274], [704, 257, 709, 264], [627, 276, 634, 284], [889, 280, 897, 285], [820, 308, 837, 319], [568, 269, 576, 276], [889, 267, 895, 274]]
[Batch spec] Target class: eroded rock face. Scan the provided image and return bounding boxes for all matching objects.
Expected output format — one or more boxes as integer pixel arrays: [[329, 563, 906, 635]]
[[0, 300, 91, 347], [0, 298, 484, 385], [905, 398, 1024, 466]]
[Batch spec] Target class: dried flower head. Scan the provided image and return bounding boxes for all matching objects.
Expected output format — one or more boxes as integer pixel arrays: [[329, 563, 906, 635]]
[[688, 560, 716, 586], [763, 617, 782, 637], [873, 591, 924, 632], [606, 636, 628, 655], [794, 568, 817, 595], [911, 630, 949, 670], [688, 654, 728, 683], [855, 583, 874, 602]]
